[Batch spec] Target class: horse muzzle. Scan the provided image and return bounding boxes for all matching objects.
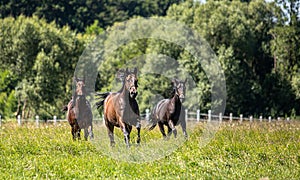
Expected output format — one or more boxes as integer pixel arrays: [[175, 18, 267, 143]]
[[129, 87, 137, 98], [130, 91, 137, 98], [179, 94, 185, 102]]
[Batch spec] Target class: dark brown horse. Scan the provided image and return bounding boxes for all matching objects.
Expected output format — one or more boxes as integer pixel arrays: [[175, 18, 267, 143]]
[[148, 78, 188, 139], [63, 77, 93, 140], [96, 68, 140, 147]]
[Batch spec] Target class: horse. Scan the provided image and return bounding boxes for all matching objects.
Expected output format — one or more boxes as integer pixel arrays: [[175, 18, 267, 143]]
[[63, 77, 94, 140], [96, 68, 140, 147], [148, 78, 188, 139]]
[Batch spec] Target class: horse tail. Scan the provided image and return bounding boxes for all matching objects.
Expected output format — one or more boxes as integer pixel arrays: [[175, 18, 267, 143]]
[[95, 92, 110, 108], [95, 100, 105, 108], [148, 122, 157, 131], [147, 112, 157, 131], [96, 92, 111, 99]]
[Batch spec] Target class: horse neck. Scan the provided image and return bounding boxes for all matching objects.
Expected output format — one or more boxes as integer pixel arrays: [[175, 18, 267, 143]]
[[75, 95, 86, 109], [171, 92, 181, 108], [119, 83, 132, 101]]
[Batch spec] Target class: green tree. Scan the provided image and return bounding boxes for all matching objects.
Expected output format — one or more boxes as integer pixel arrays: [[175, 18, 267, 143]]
[[0, 0, 183, 32], [167, 0, 291, 116], [0, 16, 84, 119], [0, 70, 18, 119], [268, 0, 300, 115]]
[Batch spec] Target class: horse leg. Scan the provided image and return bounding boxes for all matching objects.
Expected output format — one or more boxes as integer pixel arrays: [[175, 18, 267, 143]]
[[75, 123, 81, 140], [83, 124, 93, 141], [89, 124, 94, 140], [168, 120, 177, 138], [136, 121, 141, 144], [71, 126, 76, 140], [76, 129, 81, 140], [158, 122, 167, 139], [84, 128, 88, 141], [167, 125, 172, 137], [106, 122, 115, 147], [121, 124, 130, 148], [125, 124, 132, 146], [181, 119, 188, 138]]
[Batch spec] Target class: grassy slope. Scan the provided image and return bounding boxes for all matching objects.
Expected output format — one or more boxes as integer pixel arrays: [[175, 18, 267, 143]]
[[0, 121, 299, 179]]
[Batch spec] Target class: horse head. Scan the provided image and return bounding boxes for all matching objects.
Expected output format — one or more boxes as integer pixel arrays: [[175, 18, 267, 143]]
[[172, 78, 186, 103], [123, 68, 138, 99], [74, 76, 86, 97]]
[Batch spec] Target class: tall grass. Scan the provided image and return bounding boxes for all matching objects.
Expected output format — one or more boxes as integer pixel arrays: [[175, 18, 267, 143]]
[[0, 121, 299, 179]]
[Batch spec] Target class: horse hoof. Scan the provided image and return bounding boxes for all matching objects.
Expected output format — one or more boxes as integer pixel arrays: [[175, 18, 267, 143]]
[[135, 141, 141, 147], [110, 142, 116, 147]]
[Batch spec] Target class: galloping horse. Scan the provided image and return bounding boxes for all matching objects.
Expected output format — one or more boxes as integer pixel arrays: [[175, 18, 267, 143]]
[[96, 68, 140, 147], [63, 77, 93, 140], [148, 78, 188, 139]]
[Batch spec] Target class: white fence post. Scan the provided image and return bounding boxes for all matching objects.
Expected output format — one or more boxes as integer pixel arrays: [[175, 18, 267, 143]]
[[53, 115, 57, 125], [229, 113, 233, 123], [259, 116, 263, 122], [185, 109, 188, 122], [250, 116, 253, 123], [17, 115, 21, 126], [287, 117, 290, 121], [196, 109, 200, 122], [208, 110, 211, 122], [219, 113, 222, 122], [145, 109, 150, 121], [36, 115, 39, 127], [102, 114, 105, 125], [268, 116, 271, 123], [239, 114, 243, 123]]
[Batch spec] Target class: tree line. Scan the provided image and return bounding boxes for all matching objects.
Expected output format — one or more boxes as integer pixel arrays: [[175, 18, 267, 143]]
[[0, 0, 181, 32], [0, 0, 299, 120]]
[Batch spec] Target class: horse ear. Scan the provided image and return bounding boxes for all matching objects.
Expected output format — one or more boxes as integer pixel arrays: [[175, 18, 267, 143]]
[[117, 69, 125, 82], [74, 76, 78, 82], [133, 67, 137, 75], [184, 78, 187, 84], [171, 78, 176, 85], [174, 78, 179, 83]]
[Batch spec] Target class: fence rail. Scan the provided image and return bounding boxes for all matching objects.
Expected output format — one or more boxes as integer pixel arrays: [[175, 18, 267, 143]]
[[0, 109, 292, 127]]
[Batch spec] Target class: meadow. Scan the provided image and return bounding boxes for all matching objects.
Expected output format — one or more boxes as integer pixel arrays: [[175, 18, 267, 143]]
[[0, 120, 299, 179]]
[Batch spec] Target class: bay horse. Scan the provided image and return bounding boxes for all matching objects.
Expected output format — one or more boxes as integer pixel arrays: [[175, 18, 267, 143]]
[[148, 78, 188, 139], [63, 77, 94, 140], [96, 68, 140, 147]]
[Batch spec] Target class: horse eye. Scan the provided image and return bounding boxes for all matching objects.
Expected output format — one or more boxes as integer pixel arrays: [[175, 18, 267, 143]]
[[127, 79, 133, 83]]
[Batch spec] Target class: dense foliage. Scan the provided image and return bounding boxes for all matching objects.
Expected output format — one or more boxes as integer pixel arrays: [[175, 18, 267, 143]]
[[0, 0, 181, 32], [0, 0, 299, 119], [167, 0, 300, 116], [0, 16, 84, 119]]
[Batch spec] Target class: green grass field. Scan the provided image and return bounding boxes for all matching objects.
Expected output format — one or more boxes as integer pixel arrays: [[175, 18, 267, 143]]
[[0, 121, 299, 179]]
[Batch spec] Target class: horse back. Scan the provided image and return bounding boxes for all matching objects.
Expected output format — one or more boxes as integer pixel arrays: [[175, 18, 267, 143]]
[[152, 98, 181, 124], [152, 99, 170, 121]]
